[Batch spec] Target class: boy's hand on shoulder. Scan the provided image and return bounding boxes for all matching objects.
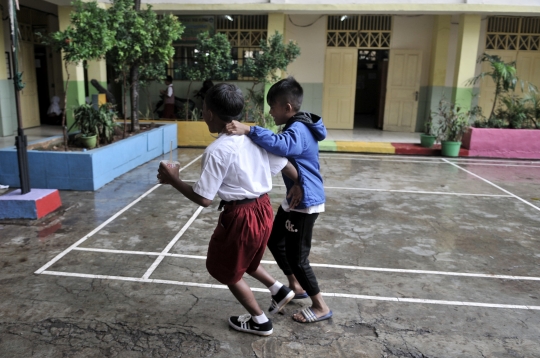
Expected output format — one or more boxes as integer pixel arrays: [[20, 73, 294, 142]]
[[287, 184, 303, 209], [224, 120, 250, 136]]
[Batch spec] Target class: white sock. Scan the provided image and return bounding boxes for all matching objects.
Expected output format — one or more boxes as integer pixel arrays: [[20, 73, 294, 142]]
[[252, 312, 269, 324], [268, 281, 283, 296]]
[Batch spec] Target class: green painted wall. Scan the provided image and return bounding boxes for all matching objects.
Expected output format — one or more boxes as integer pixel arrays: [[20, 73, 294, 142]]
[[65, 80, 86, 131], [89, 80, 107, 98], [0, 80, 17, 138]]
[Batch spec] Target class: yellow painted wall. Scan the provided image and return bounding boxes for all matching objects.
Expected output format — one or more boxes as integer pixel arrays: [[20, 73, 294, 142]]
[[452, 14, 482, 108], [146, 3, 540, 15], [0, 16, 6, 80], [429, 15, 451, 88], [286, 15, 326, 83]]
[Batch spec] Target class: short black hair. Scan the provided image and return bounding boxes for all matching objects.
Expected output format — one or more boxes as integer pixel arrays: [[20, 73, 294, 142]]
[[166, 75, 173, 82], [267, 76, 303, 112], [204, 83, 244, 122]]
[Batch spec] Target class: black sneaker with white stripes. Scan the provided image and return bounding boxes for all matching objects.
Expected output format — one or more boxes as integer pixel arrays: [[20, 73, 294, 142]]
[[228, 314, 273, 336], [268, 285, 295, 314]]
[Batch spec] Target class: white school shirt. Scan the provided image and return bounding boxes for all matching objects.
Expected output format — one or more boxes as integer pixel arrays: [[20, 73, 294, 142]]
[[164, 84, 175, 104], [281, 198, 325, 214], [193, 133, 287, 201]]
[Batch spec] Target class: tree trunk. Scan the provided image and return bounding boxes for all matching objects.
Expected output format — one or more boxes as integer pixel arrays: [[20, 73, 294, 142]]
[[490, 82, 500, 120], [129, 0, 141, 132], [185, 81, 193, 120], [130, 65, 140, 132], [123, 73, 127, 138]]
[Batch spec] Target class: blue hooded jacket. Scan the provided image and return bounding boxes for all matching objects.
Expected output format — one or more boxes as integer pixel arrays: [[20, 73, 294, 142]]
[[247, 112, 326, 209]]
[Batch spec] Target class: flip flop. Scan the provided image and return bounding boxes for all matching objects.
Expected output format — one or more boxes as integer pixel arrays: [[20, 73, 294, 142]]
[[293, 292, 309, 300], [293, 307, 333, 323]]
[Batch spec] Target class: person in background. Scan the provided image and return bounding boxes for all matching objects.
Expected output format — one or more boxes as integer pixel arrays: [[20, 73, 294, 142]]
[[160, 75, 176, 119]]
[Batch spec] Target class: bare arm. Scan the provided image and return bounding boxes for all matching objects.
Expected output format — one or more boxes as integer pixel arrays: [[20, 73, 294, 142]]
[[281, 161, 298, 184], [157, 162, 213, 207], [281, 161, 303, 209]]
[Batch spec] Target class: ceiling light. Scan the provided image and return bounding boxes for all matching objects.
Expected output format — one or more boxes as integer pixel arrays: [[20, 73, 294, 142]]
[[340, 15, 348, 21], [225, 15, 233, 21]]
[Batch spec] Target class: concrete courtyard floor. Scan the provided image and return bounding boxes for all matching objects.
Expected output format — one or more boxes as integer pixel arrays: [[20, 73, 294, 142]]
[[1, 149, 540, 357]]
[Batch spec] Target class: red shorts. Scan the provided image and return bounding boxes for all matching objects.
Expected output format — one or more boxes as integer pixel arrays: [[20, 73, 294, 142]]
[[206, 194, 273, 285]]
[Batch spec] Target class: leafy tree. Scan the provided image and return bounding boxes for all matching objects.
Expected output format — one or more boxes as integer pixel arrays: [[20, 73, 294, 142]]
[[44, 0, 114, 150], [107, 0, 183, 132], [138, 62, 168, 119], [179, 32, 232, 119], [468, 53, 536, 120], [240, 31, 300, 125]]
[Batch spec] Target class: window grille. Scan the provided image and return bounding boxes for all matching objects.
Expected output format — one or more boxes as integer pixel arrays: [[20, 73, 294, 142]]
[[327, 15, 391, 49], [217, 15, 268, 80], [18, 24, 34, 43], [172, 15, 268, 81], [5, 52, 11, 80], [486, 16, 540, 51]]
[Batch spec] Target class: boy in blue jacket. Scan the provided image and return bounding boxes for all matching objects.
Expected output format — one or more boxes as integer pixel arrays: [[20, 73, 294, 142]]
[[225, 77, 332, 323]]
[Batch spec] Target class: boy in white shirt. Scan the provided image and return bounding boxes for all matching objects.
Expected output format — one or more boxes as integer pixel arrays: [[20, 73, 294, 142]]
[[158, 83, 299, 336], [160, 75, 176, 119]]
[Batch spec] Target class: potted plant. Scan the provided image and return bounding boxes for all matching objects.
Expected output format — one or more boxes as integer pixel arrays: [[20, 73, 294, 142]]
[[433, 98, 473, 157], [420, 115, 436, 148], [43, 0, 115, 150], [71, 103, 118, 149]]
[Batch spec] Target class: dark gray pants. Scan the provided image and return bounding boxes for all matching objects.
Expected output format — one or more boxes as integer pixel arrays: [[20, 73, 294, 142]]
[[267, 206, 321, 297]]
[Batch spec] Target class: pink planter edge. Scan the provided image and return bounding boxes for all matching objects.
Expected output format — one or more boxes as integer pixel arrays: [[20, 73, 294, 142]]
[[462, 127, 540, 159]]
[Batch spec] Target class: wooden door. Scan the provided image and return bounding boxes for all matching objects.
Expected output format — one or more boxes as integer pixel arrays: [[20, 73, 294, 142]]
[[322, 48, 358, 129], [517, 51, 540, 94], [383, 50, 422, 132], [19, 42, 40, 129]]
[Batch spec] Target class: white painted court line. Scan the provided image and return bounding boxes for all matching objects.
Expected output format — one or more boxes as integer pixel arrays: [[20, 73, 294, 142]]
[[34, 184, 162, 275], [273, 184, 510, 197], [320, 156, 444, 164], [142, 206, 205, 279], [442, 159, 540, 213], [39, 270, 540, 311], [319, 185, 511, 197], [70, 247, 540, 282], [321, 152, 540, 165], [442, 161, 540, 168], [34, 154, 203, 275], [320, 155, 540, 168]]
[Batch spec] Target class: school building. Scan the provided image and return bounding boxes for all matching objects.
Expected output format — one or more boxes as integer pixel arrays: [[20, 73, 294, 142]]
[[1, 0, 539, 138]]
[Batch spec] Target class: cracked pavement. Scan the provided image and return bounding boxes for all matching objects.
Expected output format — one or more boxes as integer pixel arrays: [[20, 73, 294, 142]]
[[1, 149, 540, 357]]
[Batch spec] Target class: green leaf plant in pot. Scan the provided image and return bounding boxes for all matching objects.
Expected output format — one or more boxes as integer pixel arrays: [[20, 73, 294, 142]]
[[433, 97, 473, 157], [71, 103, 117, 149], [420, 115, 436, 148]]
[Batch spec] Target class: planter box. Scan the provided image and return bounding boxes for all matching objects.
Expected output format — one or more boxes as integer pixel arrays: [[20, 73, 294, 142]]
[[139, 120, 262, 148], [0, 123, 177, 191], [139, 120, 214, 147], [462, 127, 540, 159], [177, 121, 215, 147]]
